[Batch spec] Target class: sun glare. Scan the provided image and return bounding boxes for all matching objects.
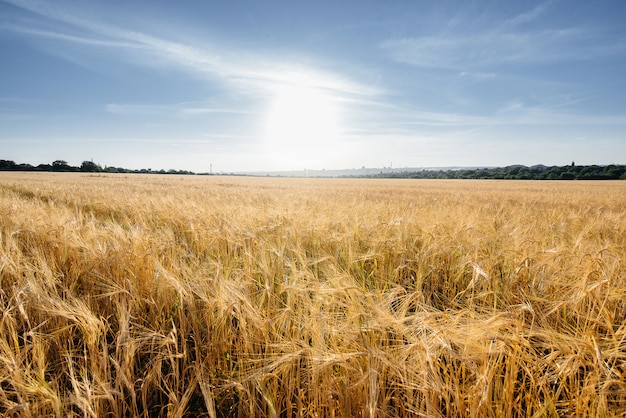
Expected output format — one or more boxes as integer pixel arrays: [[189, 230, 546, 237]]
[[264, 84, 342, 169]]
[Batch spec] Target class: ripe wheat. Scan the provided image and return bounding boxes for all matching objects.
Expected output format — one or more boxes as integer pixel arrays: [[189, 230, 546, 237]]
[[1, 173, 625, 416]]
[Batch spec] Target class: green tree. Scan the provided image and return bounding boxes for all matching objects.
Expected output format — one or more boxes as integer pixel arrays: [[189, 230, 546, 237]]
[[80, 161, 102, 172], [51, 160, 70, 171], [0, 160, 17, 170]]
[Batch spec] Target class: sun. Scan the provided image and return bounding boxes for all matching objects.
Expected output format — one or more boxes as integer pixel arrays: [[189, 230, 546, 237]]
[[264, 84, 342, 169]]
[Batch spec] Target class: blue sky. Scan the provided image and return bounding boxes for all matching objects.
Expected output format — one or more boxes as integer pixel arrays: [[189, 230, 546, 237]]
[[1, 0, 625, 172]]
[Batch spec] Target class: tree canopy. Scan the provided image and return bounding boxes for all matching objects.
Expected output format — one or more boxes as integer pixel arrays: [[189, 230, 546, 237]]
[[0, 159, 196, 175], [1, 159, 625, 179], [353, 164, 626, 180]]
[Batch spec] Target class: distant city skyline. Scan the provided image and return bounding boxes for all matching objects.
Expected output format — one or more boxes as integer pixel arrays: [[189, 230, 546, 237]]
[[1, 0, 625, 172]]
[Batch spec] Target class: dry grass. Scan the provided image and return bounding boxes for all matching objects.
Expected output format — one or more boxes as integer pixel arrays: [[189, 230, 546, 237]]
[[0, 172, 625, 417]]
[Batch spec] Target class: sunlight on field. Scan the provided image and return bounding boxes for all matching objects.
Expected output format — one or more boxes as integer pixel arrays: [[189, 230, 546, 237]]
[[1, 173, 625, 416]]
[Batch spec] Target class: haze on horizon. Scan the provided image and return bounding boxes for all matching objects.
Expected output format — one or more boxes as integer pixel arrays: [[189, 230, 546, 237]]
[[1, 0, 625, 173]]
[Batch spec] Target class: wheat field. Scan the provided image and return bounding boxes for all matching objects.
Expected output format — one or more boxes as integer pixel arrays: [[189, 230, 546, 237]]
[[0, 172, 625, 417]]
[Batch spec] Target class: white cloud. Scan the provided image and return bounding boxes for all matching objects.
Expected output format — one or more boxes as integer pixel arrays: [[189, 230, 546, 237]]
[[380, 3, 625, 71], [105, 104, 169, 116], [504, 2, 552, 27], [1, 0, 380, 100], [494, 100, 626, 126], [0, 22, 140, 48], [105, 102, 253, 117], [458, 72, 496, 81], [178, 107, 252, 116]]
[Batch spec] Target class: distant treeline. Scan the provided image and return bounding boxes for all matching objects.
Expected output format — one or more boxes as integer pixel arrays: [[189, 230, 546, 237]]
[[359, 164, 626, 180], [2, 159, 625, 179], [0, 159, 197, 175]]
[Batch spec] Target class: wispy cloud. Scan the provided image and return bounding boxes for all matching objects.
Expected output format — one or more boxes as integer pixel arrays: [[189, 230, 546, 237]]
[[0, 22, 140, 48], [105, 104, 170, 117], [1, 0, 379, 99], [494, 100, 626, 126], [178, 107, 252, 116], [105, 102, 254, 117], [380, 2, 625, 71], [347, 96, 626, 143], [503, 2, 552, 28], [381, 27, 625, 70], [458, 72, 496, 81]]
